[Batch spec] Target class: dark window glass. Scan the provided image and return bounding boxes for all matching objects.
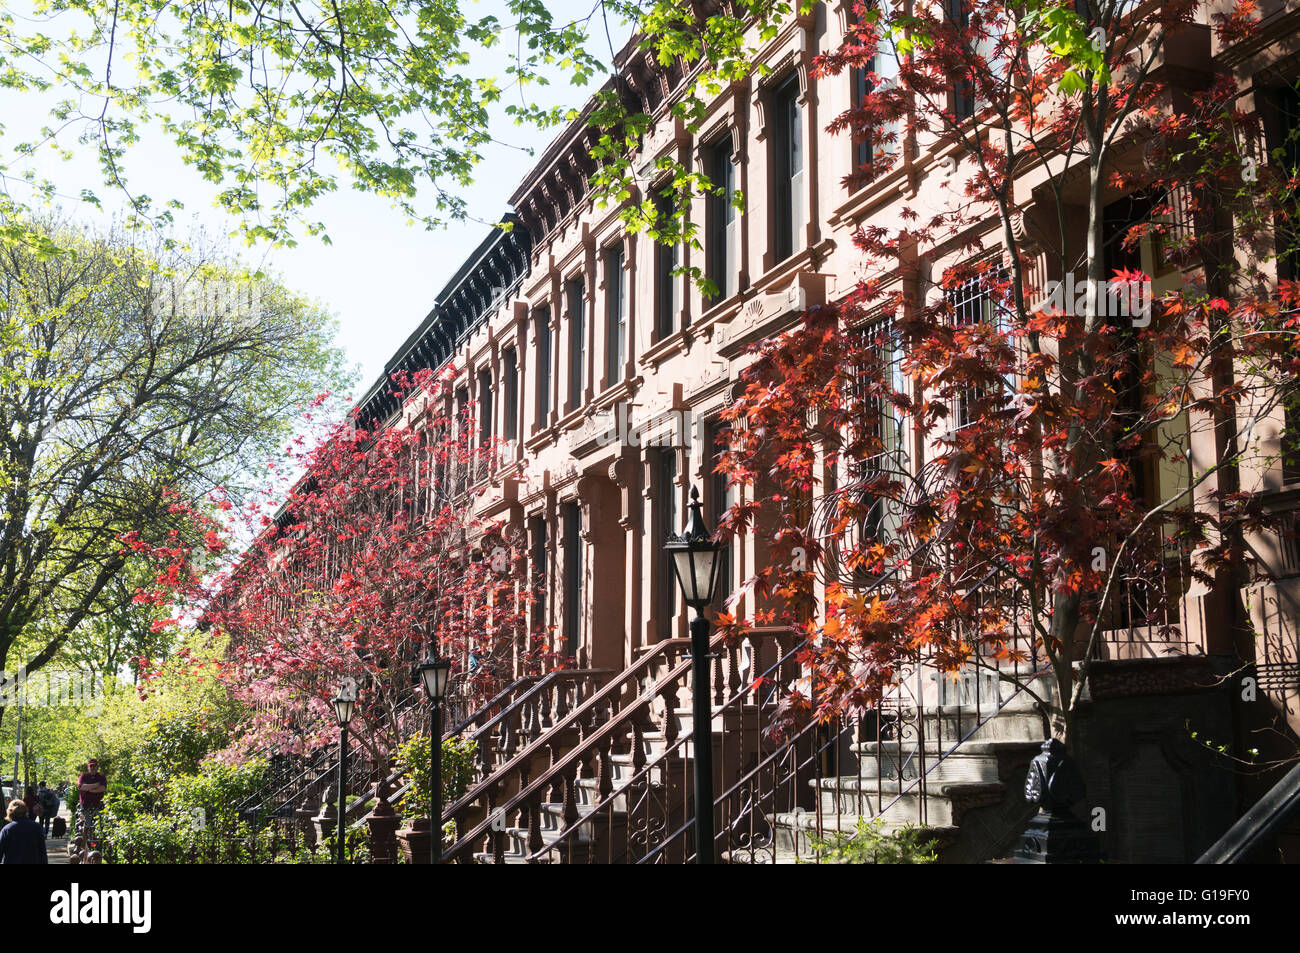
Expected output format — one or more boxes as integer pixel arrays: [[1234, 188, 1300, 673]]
[[947, 0, 974, 120], [530, 515, 547, 641], [563, 502, 583, 660], [503, 347, 518, 442], [709, 139, 737, 300], [706, 421, 735, 612], [536, 309, 551, 425], [851, 65, 872, 182], [773, 76, 804, 263], [655, 192, 680, 340], [567, 278, 585, 409], [605, 245, 627, 384], [657, 450, 678, 640], [477, 367, 493, 447]]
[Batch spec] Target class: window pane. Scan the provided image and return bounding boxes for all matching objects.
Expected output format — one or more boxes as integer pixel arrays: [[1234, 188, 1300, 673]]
[[710, 139, 736, 299], [567, 278, 584, 408]]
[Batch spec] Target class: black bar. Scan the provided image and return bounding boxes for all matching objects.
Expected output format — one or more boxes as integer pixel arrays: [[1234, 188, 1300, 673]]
[[690, 612, 714, 864]]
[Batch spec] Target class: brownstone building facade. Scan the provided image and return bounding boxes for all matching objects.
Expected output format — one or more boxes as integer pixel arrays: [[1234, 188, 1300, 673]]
[[297, 1, 1300, 861]]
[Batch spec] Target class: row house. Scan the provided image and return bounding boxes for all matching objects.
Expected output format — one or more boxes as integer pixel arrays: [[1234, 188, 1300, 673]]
[[268, 0, 1300, 862]]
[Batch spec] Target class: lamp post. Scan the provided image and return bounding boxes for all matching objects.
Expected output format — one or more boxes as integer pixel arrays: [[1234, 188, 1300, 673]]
[[665, 486, 723, 864], [331, 690, 355, 864], [417, 649, 451, 864]]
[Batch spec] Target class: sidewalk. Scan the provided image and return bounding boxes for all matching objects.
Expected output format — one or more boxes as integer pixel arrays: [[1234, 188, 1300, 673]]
[[46, 803, 72, 865]]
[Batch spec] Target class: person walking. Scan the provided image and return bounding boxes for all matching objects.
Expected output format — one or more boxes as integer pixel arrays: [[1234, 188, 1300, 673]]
[[21, 786, 39, 834], [76, 759, 108, 844], [36, 782, 57, 837], [0, 801, 47, 863]]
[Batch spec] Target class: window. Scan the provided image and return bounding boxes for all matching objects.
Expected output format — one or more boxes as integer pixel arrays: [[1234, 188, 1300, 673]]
[[944, 271, 1010, 433], [1262, 84, 1300, 282], [706, 420, 735, 612], [708, 137, 738, 300], [656, 450, 678, 640], [502, 347, 518, 442], [477, 367, 493, 446], [453, 386, 469, 494], [535, 308, 552, 427], [605, 244, 627, 384], [946, 0, 1010, 122], [563, 501, 583, 660], [566, 278, 585, 409], [946, 0, 974, 121], [849, 317, 906, 543], [852, 65, 872, 179], [655, 191, 680, 340], [850, 18, 901, 185], [773, 75, 805, 263], [529, 515, 547, 640]]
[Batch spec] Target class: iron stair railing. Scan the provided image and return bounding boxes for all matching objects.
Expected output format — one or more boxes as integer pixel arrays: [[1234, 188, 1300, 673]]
[[1196, 760, 1300, 863]]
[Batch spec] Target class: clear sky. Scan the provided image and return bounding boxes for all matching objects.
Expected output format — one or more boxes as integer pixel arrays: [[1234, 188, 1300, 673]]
[[0, 0, 624, 398]]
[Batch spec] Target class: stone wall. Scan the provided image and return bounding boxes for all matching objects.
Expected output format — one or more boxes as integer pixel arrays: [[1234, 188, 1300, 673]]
[[1076, 656, 1239, 863]]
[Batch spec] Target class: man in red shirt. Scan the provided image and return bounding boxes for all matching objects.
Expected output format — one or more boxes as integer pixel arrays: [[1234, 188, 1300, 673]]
[[76, 759, 107, 842]]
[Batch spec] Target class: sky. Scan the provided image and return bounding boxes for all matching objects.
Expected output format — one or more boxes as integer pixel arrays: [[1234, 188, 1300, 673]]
[[0, 0, 626, 398]]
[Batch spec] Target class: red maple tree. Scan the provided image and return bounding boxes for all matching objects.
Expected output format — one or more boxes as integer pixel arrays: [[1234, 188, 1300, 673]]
[[136, 369, 551, 763], [715, 0, 1300, 751]]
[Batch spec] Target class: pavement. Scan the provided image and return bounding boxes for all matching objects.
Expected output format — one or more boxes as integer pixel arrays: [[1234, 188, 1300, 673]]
[[48, 836, 69, 864], [45, 804, 73, 864]]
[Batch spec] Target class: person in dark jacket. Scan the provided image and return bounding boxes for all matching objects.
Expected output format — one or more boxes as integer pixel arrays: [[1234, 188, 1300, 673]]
[[36, 782, 58, 836], [0, 801, 48, 864]]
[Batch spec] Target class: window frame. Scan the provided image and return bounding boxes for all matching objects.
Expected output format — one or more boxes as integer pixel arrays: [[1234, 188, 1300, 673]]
[[566, 276, 586, 411], [772, 73, 805, 264]]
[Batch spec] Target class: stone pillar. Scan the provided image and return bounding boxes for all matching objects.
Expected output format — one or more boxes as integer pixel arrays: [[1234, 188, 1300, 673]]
[[298, 790, 321, 851], [312, 784, 338, 848], [366, 779, 402, 864]]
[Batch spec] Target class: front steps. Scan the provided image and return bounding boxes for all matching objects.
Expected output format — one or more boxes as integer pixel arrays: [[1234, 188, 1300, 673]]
[[725, 671, 1053, 864]]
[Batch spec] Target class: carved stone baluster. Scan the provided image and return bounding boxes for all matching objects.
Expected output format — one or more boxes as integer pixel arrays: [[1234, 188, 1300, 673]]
[[560, 762, 583, 862], [547, 736, 567, 802], [661, 677, 679, 748], [526, 792, 545, 860], [728, 639, 744, 698], [540, 682, 555, 730], [630, 720, 647, 774], [597, 731, 616, 804], [486, 792, 504, 864], [562, 761, 581, 829], [480, 727, 495, 775]]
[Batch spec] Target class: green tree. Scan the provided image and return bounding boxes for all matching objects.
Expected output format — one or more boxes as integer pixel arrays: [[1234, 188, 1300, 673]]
[[0, 216, 346, 730], [0, 1, 814, 262]]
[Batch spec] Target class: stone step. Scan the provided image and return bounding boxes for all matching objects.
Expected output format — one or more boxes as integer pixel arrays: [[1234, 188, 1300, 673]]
[[850, 739, 1043, 784], [768, 779, 1005, 853], [767, 807, 965, 859], [865, 706, 1046, 745], [722, 824, 960, 864], [812, 774, 1010, 817]]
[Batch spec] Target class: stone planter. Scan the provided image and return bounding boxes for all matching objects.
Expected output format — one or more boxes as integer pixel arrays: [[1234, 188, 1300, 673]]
[[397, 816, 434, 864]]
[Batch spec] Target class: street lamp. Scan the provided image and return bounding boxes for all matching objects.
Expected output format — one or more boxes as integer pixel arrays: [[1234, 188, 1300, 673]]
[[331, 689, 355, 865], [417, 648, 452, 864], [665, 486, 723, 864]]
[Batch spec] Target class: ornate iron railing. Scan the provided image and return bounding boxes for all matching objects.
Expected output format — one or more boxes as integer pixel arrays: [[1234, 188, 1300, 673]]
[[440, 636, 723, 862]]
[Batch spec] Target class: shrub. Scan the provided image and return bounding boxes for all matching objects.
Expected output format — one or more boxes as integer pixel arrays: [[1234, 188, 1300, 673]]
[[394, 733, 478, 820], [165, 759, 266, 834], [806, 817, 939, 865]]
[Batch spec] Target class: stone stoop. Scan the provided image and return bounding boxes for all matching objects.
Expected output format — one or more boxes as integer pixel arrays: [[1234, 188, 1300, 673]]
[[723, 672, 1052, 864], [473, 744, 695, 864]]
